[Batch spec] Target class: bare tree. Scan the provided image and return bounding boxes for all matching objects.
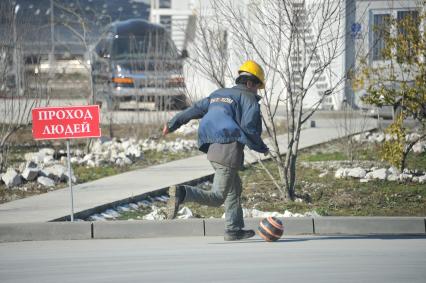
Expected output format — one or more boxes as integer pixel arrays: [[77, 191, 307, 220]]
[[53, 0, 112, 103], [188, 0, 354, 201], [0, 0, 48, 170], [186, 6, 234, 89]]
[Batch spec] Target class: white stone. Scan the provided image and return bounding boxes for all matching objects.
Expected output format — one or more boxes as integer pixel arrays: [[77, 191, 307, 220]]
[[19, 186, 28, 192], [86, 160, 96, 167], [418, 175, 426, 184], [359, 178, 369, 183], [21, 168, 39, 181], [365, 172, 374, 180], [153, 195, 169, 202], [377, 133, 385, 143], [370, 168, 388, 180], [83, 154, 93, 162], [39, 148, 55, 156], [137, 200, 152, 207], [24, 152, 45, 163], [406, 133, 421, 142], [126, 145, 143, 160], [388, 166, 400, 176], [156, 143, 167, 152], [305, 211, 321, 217], [89, 214, 106, 221], [91, 141, 103, 154], [74, 149, 85, 157], [240, 208, 285, 218], [2, 168, 22, 188], [399, 173, 413, 182], [177, 206, 194, 219], [117, 205, 131, 212], [283, 210, 304, 217], [37, 176, 55, 187], [123, 157, 133, 165], [318, 171, 328, 178], [352, 134, 362, 142], [175, 120, 198, 136], [101, 209, 120, 219], [43, 155, 55, 165], [142, 206, 166, 220], [347, 167, 367, 179], [387, 174, 399, 181], [121, 140, 132, 151], [335, 168, 349, 179], [115, 158, 125, 167], [42, 164, 67, 182], [118, 152, 127, 159], [412, 142, 425, 153], [129, 203, 139, 210]]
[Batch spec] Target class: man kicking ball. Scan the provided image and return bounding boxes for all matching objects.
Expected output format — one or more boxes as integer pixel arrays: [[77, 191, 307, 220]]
[[162, 60, 269, 241]]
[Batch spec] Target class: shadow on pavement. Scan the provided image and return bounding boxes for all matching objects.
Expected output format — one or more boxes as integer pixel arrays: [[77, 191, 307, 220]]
[[209, 235, 426, 244]]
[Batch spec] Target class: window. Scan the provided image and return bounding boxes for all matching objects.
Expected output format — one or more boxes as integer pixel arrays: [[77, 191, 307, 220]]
[[397, 10, 418, 26], [159, 0, 171, 9], [397, 10, 419, 61], [372, 13, 390, 61], [160, 15, 172, 34]]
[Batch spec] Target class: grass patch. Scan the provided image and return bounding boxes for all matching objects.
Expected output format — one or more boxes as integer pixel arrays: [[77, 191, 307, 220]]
[[406, 151, 426, 172], [116, 206, 154, 220], [300, 151, 347, 162], [73, 166, 122, 184], [185, 139, 426, 218]]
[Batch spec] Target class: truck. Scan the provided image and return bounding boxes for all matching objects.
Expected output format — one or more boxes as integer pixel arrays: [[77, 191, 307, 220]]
[[90, 19, 188, 111]]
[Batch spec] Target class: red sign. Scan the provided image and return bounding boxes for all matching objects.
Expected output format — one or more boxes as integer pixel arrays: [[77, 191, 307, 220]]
[[32, 105, 101, 140]]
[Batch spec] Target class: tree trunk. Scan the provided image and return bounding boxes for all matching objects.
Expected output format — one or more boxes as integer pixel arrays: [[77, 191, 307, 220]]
[[400, 134, 426, 172], [287, 153, 297, 200]]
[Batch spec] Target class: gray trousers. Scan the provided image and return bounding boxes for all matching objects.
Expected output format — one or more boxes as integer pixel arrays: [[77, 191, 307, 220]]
[[182, 161, 244, 231]]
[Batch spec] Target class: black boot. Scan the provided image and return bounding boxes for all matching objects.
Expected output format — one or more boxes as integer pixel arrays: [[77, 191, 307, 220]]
[[224, 229, 255, 241]]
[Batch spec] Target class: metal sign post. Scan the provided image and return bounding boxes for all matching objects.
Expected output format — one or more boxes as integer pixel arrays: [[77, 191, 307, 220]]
[[66, 140, 74, 222], [31, 105, 101, 222]]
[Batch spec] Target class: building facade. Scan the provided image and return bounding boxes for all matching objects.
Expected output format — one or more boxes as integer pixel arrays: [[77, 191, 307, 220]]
[[150, 0, 423, 110], [352, 0, 422, 109]]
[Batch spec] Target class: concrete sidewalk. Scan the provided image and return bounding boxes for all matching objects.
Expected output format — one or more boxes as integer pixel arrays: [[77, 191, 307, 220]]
[[0, 118, 376, 223]]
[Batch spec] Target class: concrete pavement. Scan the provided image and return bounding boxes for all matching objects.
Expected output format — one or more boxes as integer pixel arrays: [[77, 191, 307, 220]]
[[0, 118, 376, 223], [1, 235, 425, 283]]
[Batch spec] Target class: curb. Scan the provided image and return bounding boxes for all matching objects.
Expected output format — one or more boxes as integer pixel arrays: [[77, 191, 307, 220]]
[[0, 217, 425, 243]]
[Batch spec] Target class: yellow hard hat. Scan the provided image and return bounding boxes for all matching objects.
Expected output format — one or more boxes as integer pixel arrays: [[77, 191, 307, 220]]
[[238, 60, 265, 89]]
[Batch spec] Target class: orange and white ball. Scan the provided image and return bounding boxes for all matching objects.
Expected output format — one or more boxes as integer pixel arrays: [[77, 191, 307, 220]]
[[257, 216, 284, 242]]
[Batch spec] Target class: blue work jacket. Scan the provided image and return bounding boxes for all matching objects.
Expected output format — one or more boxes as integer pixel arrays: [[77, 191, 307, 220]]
[[167, 84, 269, 154]]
